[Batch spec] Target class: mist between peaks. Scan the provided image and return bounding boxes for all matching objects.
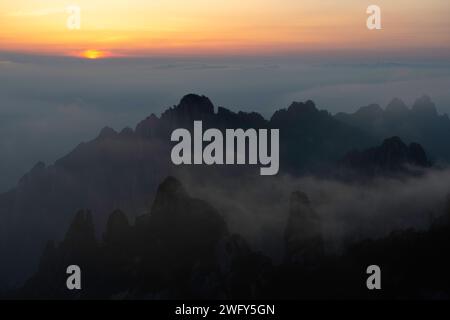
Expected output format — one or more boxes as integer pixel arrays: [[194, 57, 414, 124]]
[[170, 121, 279, 176]]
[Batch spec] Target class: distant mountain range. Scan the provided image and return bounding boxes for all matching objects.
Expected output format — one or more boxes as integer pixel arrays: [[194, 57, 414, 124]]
[[339, 136, 430, 179], [335, 95, 450, 162], [0, 93, 447, 289]]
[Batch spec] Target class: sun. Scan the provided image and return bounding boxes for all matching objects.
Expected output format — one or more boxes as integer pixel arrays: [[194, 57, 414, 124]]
[[80, 50, 109, 59]]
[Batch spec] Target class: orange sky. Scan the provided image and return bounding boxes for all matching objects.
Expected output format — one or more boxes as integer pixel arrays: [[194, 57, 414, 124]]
[[0, 0, 449, 57]]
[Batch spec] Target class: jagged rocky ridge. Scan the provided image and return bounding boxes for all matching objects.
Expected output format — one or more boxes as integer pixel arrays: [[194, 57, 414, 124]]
[[16, 176, 450, 299], [339, 136, 430, 178], [335, 95, 450, 162]]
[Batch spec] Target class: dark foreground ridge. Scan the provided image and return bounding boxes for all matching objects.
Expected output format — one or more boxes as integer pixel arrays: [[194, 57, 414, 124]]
[[14, 176, 450, 299]]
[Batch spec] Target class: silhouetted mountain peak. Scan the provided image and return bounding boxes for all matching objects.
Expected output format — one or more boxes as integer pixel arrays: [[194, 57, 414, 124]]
[[106, 210, 129, 232], [98, 126, 118, 139], [149, 176, 192, 220], [285, 191, 324, 264], [412, 95, 437, 116], [147, 176, 226, 235], [161, 94, 214, 122], [355, 103, 383, 117], [217, 106, 266, 126], [135, 176, 228, 279], [135, 113, 160, 138], [386, 98, 408, 114], [407, 142, 429, 167], [270, 100, 322, 124], [341, 136, 430, 176], [180, 93, 214, 111], [104, 210, 130, 244], [380, 137, 428, 166], [381, 136, 406, 149], [288, 100, 318, 114], [156, 176, 187, 198], [119, 127, 134, 137], [62, 210, 96, 249]]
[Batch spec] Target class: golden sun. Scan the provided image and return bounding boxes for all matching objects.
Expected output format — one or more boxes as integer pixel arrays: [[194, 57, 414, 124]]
[[81, 50, 108, 59]]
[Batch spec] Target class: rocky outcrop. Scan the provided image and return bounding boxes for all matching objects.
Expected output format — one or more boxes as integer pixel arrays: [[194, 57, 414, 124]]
[[341, 136, 430, 177], [284, 191, 324, 265], [18, 177, 270, 299]]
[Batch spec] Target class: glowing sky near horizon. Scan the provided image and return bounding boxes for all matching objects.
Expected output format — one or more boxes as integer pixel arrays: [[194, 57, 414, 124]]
[[0, 0, 449, 57]]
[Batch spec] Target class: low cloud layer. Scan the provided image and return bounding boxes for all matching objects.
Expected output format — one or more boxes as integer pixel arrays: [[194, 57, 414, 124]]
[[182, 168, 450, 261]]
